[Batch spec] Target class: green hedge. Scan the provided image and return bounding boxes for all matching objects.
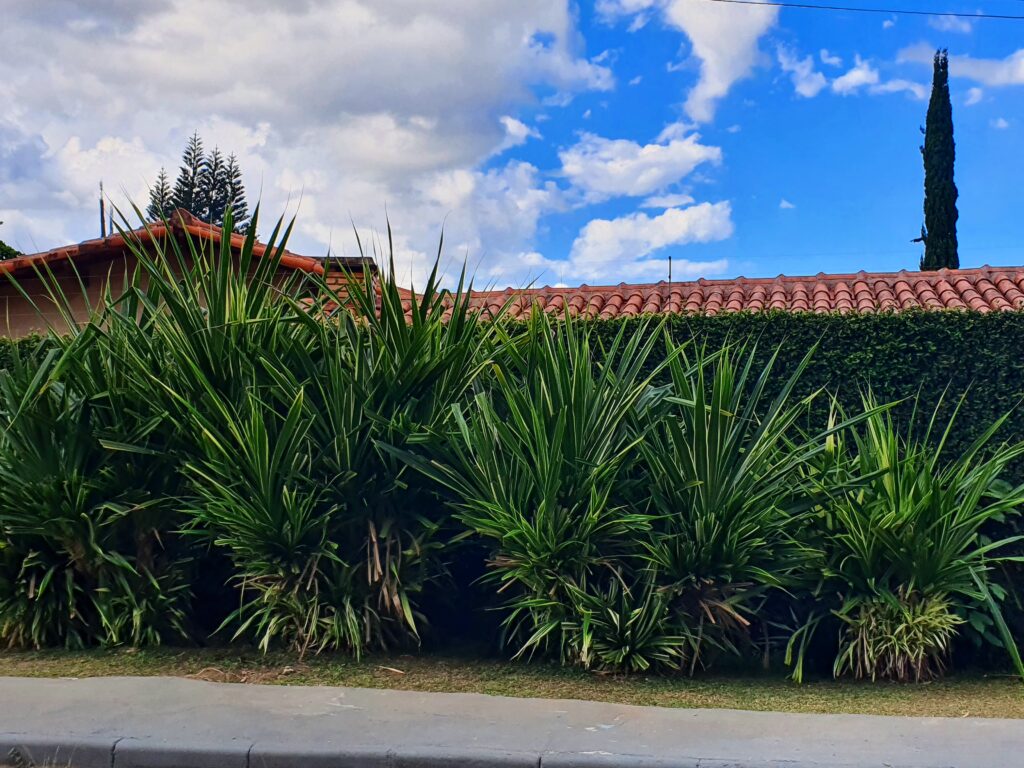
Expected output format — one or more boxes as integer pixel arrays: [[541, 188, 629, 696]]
[[592, 309, 1024, 476], [5, 309, 1024, 470]]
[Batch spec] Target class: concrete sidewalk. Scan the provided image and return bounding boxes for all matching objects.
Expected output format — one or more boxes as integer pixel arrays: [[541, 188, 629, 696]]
[[1, 676, 1022, 768]]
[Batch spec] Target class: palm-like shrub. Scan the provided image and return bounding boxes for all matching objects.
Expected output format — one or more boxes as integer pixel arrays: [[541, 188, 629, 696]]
[[292, 253, 502, 650], [0, 206, 501, 656], [639, 344, 856, 671], [405, 313, 669, 665], [113, 211, 499, 655], [564, 580, 683, 673], [812, 397, 1024, 681], [0, 342, 188, 648]]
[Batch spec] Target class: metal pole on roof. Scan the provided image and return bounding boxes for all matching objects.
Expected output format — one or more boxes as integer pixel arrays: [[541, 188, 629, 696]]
[[669, 253, 672, 285], [99, 181, 107, 238]]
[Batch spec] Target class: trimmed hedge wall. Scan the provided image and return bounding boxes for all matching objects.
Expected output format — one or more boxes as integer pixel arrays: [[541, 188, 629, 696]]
[[593, 309, 1024, 477], [4, 309, 1024, 471]]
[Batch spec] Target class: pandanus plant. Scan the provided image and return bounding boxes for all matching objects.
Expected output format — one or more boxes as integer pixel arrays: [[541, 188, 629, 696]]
[[395, 311, 673, 666], [797, 395, 1024, 682], [639, 343, 868, 673]]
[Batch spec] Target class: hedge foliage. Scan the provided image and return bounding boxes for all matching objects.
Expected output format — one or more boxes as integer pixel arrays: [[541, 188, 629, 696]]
[[587, 310, 1024, 478], [4, 309, 1024, 467]]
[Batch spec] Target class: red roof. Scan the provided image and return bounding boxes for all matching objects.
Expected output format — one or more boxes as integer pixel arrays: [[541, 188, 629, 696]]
[[451, 266, 1024, 320], [3, 209, 374, 278]]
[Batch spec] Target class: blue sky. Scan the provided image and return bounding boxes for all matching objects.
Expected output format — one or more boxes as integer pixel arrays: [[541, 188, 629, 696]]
[[1, 1, 1022, 287]]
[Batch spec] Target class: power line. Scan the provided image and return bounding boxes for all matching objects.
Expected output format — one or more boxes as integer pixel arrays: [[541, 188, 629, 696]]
[[704, 0, 1024, 20]]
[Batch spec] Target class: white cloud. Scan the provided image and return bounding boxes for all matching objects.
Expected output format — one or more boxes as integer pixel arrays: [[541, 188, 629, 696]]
[[497, 117, 541, 153], [820, 49, 843, 68], [965, 87, 984, 105], [822, 53, 923, 100], [778, 47, 827, 98], [726, 124, 742, 133], [899, 44, 1024, 87], [991, 117, 1011, 130], [568, 201, 733, 282], [832, 56, 880, 95], [779, 198, 795, 209], [883, 19, 896, 30], [870, 79, 928, 100], [641, 193, 695, 208], [928, 15, 973, 34], [0, 1, 614, 287], [559, 129, 722, 201], [629, 75, 643, 86], [601, 0, 778, 122]]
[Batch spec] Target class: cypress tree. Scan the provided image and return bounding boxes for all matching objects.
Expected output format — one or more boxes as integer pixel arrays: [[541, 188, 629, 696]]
[[146, 168, 174, 221], [171, 132, 205, 218], [224, 153, 249, 233], [918, 49, 959, 271]]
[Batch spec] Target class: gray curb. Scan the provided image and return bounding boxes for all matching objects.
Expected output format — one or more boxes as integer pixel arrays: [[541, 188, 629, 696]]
[[112, 739, 250, 768], [0, 735, 117, 768], [0, 736, 942, 768]]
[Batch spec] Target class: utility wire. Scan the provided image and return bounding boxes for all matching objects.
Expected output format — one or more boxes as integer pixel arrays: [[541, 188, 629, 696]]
[[704, 0, 1024, 20]]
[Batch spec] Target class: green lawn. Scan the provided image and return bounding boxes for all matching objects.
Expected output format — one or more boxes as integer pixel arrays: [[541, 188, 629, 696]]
[[1, 648, 1022, 719]]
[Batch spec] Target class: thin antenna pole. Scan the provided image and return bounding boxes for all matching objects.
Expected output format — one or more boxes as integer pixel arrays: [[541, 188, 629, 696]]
[[668, 253, 672, 285], [99, 181, 106, 238]]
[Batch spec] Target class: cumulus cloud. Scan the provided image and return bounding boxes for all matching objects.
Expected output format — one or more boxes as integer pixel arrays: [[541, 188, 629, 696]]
[[870, 79, 928, 100], [778, 47, 827, 98], [820, 49, 843, 68], [883, 19, 896, 30], [966, 87, 984, 105], [568, 201, 733, 283], [991, 117, 1011, 130], [779, 198, 795, 209], [832, 56, 880, 95], [899, 44, 1024, 87], [559, 129, 722, 201], [0, 1, 613, 286], [600, 0, 778, 122], [497, 117, 542, 153], [928, 15, 973, 34], [641, 192, 695, 208]]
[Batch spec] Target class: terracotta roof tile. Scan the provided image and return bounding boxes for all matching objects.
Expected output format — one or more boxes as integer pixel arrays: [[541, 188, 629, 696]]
[[9, 209, 376, 279], [453, 266, 1024, 321]]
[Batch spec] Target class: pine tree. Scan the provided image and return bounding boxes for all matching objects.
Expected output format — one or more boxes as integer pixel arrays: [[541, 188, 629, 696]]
[[918, 49, 959, 271], [146, 168, 174, 221], [224, 153, 250, 233], [201, 148, 228, 227], [171, 132, 205, 219], [158, 134, 249, 230]]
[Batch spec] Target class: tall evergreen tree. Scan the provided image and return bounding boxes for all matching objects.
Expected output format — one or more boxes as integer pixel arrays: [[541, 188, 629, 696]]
[[152, 134, 250, 232], [201, 148, 228, 227], [224, 153, 250, 232], [146, 168, 174, 221], [170, 132, 205, 219], [918, 49, 959, 271]]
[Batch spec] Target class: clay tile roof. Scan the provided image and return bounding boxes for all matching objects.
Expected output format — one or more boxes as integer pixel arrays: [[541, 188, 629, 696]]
[[5, 209, 376, 279], [458, 265, 1024, 321]]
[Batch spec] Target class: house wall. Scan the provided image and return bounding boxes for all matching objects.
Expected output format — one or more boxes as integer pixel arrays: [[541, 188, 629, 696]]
[[0, 252, 140, 338]]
